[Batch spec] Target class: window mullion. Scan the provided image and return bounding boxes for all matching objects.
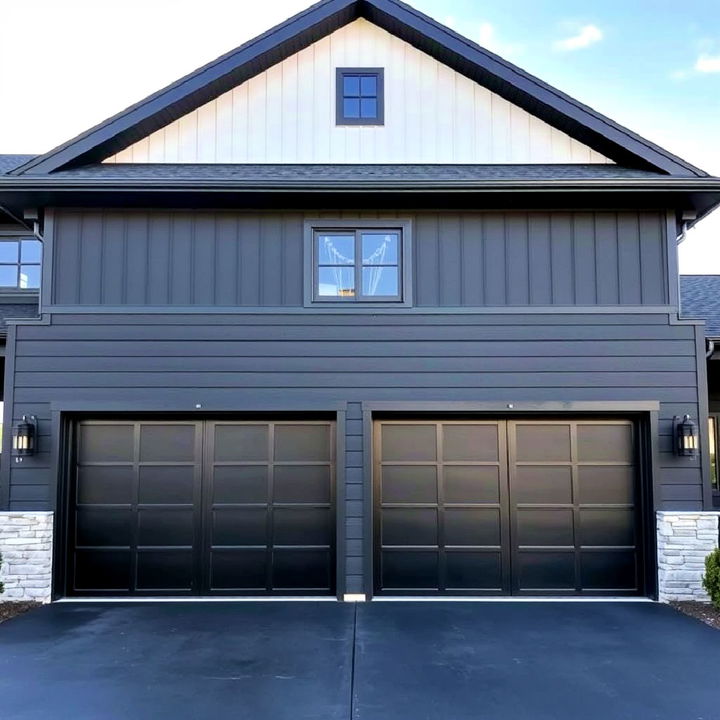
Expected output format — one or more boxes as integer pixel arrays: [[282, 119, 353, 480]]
[[355, 231, 362, 300]]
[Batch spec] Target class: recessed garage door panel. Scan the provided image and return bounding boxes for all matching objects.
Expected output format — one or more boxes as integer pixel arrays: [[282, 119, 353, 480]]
[[375, 421, 510, 594], [68, 419, 335, 597], [204, 421, 335, 595], [375, 418, 642, 597], [71, 421, 202, 594], [508, 420, 640, 595]]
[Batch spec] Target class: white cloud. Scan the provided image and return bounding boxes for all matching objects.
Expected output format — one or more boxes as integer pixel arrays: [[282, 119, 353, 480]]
[[554, 24, 603, 52], [695, 54, 720, 73], [477, 22, 523, 59]]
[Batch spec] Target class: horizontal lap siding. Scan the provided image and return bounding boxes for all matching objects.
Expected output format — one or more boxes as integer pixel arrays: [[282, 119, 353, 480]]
[[5, 313, 704, 595], [51, 211, 668, 308]]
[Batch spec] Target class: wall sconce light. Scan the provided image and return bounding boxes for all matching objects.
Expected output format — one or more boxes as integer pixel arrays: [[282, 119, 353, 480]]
[[674, 414, 698, 457], [12, 415, 37, 457]]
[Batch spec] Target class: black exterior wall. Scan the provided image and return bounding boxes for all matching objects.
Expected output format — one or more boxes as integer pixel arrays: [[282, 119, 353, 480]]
[[0, 206, 709, 597]]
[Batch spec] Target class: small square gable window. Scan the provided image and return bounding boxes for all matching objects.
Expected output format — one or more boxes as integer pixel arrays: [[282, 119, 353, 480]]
[[336, 68, 384, 125]]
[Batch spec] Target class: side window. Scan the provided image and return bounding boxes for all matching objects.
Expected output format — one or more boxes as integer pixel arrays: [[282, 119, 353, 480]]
[[336, 68, 384, 126], [306, 223, 410, 305], [0, 238, 41, 290]]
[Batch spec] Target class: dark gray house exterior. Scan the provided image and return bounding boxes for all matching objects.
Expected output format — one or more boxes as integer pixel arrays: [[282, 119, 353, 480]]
[[1, 0, 720, 603], [681, 274, 720, 509]]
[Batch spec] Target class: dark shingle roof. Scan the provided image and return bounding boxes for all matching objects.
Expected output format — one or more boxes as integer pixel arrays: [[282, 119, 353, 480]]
[[46, 163, 666, 182], [0, 155, 38, 175], [681, 275, 720, 336], [0, 302, 39, 333]]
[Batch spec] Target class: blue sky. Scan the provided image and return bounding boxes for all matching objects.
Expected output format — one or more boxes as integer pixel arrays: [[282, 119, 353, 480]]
[[0, 0, 718, 270]]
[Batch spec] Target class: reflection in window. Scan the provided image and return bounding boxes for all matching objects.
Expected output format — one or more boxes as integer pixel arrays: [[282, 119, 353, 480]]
[[0, 239, 41, 289], [314, 229, 402, 301]]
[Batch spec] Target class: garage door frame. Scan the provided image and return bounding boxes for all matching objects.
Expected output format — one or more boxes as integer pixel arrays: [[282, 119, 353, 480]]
[[52, 407, 347, 601], [363, 401, 660, 600]]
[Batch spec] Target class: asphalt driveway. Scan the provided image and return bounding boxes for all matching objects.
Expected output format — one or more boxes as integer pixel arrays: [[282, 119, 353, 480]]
[[0, 601, 718, 720]]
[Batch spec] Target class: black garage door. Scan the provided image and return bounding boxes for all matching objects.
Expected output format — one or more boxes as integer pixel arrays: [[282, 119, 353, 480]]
[[374, 419, 642, 596], [68, 420, 335, 596]]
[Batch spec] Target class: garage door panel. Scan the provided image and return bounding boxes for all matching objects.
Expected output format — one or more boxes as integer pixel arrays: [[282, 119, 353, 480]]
[[274, 424, 331, 462], [274, 465, 331, 504], [213, 424, 268, 462], [382, 551, 439, 589], [515, 424, 571, 462], [138, 466, 195, 504], [74, 550, 131, 591], [76, 508, 132, 547], [136, 550, 194, 591], [580, 550, 637, 590], [444, 466, 500, 504], [442, 424, 499, 462], [516, 551, 576, 591], [79, 423, 134, 463], [272, 549, 332, 589], [444, 508, 501, 547], [77, 466, 134, 505], [381, 466, 437, 504], [273, 508, 332, 546], [139, 424, 198, 463], [210, 550, 267, 590], [212, 466, 268, 504], [577, 423, 633, 463], [579, 508, 635, 547], [382, 508, 438, 547], [578, 466, 635, 504], [516, 508, 574, 547], [382, 424, 437, 462], [446, 552, 503, 590], [212, 508, 267, 546], [137, 509, 195, 546], [513, 466, 572, 504]]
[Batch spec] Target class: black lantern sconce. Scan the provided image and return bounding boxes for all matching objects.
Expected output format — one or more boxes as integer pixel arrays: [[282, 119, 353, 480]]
[[12, 415, 37, 459], [674, 414, 698, 457]]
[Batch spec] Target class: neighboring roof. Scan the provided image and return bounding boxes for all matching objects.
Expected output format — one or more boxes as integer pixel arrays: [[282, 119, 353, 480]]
[[681, 275, 720, 337], [0, 302, 39, 334], [0, 155, 37, 175], [9, 0, 709, 177]]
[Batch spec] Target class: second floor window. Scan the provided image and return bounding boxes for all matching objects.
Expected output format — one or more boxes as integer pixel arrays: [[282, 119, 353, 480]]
[[0, 238, 41, 290], [314, 228, 402, 301]]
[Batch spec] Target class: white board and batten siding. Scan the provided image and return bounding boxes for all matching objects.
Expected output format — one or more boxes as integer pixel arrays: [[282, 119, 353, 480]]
[[106, 19, 612, 165]]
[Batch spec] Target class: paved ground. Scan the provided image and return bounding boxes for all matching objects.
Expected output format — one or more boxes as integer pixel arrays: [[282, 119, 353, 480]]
[[0, 601, 718, 719]]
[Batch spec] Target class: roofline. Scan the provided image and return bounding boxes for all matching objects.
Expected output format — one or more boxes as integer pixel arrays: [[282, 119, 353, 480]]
[[11, 0, 708, 178], [1, 177, 719, 192]]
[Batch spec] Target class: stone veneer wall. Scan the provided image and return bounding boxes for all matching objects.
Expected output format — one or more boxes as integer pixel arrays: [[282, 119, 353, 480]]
[[0, 512, 54, 603], [657, 511, 720, 602]]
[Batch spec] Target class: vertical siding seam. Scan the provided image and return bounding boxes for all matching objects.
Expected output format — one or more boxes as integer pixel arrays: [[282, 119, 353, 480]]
[[76, 214, 83, 305], [235, 216, 242, 305], [638, 213, 645, 305], [615, 213, 622, 305], [570, 213, 577, 305], [121, 215, 129, 305], [592, 214, 598, 305]]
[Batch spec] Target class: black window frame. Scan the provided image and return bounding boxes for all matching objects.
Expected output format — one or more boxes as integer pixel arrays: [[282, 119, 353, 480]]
[[336, 68, 385, 126], [0, 236, 42, 292], [303, 219, 413, 307]]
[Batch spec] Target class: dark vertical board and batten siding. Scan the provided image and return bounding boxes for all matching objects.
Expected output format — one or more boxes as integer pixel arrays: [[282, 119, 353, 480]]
[[51, 210, 669, 308]]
